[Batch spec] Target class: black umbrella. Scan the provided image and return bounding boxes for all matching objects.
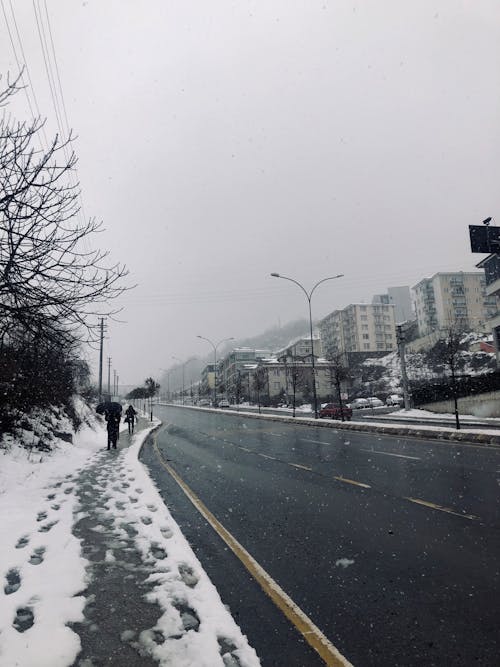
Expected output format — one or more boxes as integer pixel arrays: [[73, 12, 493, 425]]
[[96, 401, 122, 415]]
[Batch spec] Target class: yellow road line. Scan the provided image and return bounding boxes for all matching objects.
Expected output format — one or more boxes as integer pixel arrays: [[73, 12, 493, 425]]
[[403, 496, 478, 521], [289, 462, 313, 471], [152, 436, 353, 667], [333, 476, 371, 489]]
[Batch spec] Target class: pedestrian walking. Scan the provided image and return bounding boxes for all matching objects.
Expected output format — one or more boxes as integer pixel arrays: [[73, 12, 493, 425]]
[[105, 411, 121, 450], [124, 404, 137, 435]]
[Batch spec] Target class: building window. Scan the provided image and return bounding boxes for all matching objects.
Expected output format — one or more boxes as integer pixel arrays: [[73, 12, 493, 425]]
[[362, 334, 370, 339], [364, 343, 370, 350], [361, 315, 368, 320]]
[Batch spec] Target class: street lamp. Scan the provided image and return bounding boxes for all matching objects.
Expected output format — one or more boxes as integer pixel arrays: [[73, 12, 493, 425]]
[[171, 356, 185, 404], [196, 335, 235, 407], [159, 368, 172, 402], [171, 357, 197, 405], [270, 272, 343, 418]]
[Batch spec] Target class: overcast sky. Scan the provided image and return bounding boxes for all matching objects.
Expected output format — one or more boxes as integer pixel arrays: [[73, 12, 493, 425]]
[[1, 1, 499, 388]]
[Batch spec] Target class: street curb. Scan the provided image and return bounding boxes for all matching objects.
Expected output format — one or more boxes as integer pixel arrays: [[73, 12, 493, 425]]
[[137, 419, 164, 460], [160, 404, 500, 448]]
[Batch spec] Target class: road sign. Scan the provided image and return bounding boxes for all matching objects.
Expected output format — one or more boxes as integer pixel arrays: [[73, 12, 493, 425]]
[[469, 225, 500, 253]]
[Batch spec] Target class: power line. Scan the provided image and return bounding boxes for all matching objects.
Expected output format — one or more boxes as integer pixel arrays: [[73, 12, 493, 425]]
[[32, 0, 65, 146], [42, 0, 70, 136]]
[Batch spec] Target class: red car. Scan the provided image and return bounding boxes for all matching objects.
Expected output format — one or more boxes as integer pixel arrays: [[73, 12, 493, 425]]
[[319, 403, 352, 420]]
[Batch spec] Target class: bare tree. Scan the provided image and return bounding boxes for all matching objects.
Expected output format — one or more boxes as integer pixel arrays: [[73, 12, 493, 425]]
[[252, 366, 267, 414], [287, 358, 305, 418], [0, 73, 129, 347], [0, 72, 130, 429], [327, 352, 350, 421]]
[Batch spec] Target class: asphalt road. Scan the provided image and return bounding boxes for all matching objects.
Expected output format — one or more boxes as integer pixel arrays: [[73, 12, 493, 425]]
[[140, 406, 500, 666]]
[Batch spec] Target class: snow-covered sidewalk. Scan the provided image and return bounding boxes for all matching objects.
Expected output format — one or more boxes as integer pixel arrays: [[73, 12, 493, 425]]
[[0, 411, 260, 667]]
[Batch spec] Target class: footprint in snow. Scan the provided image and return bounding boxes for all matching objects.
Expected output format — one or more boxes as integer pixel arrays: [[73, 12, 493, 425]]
[[178, 563, 198, 588], [50, 503, 61, 511], [15, 535, 29, 549], [160, 526, 173, 539], [63, 486, 74, 495], [38, 520, 58, 533], [122, 482, 130, 488], [147, 504, 157, 512], [4, 568, 21, 595], [218, 637, 239, 664], [140, 516, 152, 526], [46, 493, 56, 501], [36, 511, 47, 522], [13, 607, 34, 633], [135, 488, 143, 494], [29, 547, 46, 565], [129, 497, 138, 503], [172, 601, 200, 632], [151, 544, 167, 560]]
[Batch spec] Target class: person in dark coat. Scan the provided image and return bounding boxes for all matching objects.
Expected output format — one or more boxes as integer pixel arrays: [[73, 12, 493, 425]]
[[124, 405, 137, 435], [105, 411, 121, 450]]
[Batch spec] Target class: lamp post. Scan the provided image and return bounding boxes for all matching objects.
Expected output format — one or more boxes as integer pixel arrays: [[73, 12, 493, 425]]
[[159, 368, 172, 402], [270, 272, 343, 419], [196, 335, 234, 407], [171, 357, 197, 405], [171, 356, 185, 404]]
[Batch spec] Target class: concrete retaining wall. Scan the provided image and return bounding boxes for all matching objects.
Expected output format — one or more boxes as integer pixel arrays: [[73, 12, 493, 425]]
[[421, 390, 500, 418]]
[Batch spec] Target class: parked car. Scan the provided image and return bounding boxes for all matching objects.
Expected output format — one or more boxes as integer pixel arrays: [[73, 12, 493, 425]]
[[366, 397, 384, 407], [386, 394, 404, 406], [319, 403, 352, 420], [218, 399, 230, 408], [198, 399, 211, 407], [350, 398, 370, 409]]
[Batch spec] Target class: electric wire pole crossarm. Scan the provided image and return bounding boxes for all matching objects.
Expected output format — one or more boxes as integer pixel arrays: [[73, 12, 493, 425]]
[[196, 335, 235, 406], [270, 272, 344, 419]]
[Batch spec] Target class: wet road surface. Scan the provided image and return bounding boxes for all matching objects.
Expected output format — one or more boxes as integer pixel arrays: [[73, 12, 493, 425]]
[[140, 405, 500, 666]]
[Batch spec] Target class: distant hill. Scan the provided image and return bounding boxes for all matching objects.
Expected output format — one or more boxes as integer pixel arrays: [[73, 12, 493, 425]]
[[233, 318, 310, 352], [163, 318, 310, 391]]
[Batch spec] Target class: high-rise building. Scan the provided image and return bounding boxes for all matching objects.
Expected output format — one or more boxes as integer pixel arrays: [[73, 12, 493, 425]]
[[372, 286, 413, 323], [412, 272, 497, 337], [319, 303, 397, 359]]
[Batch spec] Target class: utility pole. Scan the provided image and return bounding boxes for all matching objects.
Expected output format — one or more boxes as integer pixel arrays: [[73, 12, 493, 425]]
[[396, 324, 411, 411], [113, 369, 116, 396], [107, 357, 112, 397], [98, 318, 105, 401], [116, 374, 119, 397]]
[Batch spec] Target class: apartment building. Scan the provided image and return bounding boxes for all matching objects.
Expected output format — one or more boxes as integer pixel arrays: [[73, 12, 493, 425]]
[[372, 286, 413, 323], [274, 335, 323, 362], [319, 303, 397, 359], [200, 364, 215, 395], [220, 347, 271, 396], [412, 272, 497, 337], [261, 357, 332, 402]]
